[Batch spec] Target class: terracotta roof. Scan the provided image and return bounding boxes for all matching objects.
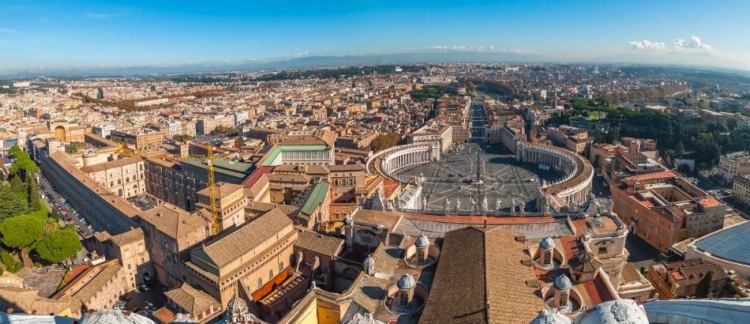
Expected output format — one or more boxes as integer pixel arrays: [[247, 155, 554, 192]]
[[110, 227, 145, 246], [419, 227, 544, 324], [53, 259, 123, 312], [138, 203, 208, 240], [266, 174, 310, 184], [197, 182, 243, 199], [190, 208, 292, 269], [80, 155, 143, 173], [294, 229, 344, 258], [664, 259, 727, 286], [0, 286, 69, 315], [328, 164, 365, 172], [246, 202, 300, 216], [164, 283, 220, 316]]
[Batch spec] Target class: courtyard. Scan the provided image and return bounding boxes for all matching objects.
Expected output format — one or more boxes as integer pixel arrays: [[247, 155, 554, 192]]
[[394, 143, 563, 213]]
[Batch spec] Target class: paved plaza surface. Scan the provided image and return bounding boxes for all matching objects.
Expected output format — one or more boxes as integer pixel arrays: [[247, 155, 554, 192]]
[[394, 143, 563, 213]]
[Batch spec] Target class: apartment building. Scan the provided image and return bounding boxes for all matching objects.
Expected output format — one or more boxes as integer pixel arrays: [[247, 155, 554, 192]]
[[717, 151, 750, 184], [197, 118, 217, 135], [179, 159, 254, 210], [611, 171, 726, 252], [647, 259, 727, 299], [79, 155, 146, 198], [732, 174, 750, 206], [546, 125, 591, 154], [110, 130, 165, 150], [145, 157, 189, 209]]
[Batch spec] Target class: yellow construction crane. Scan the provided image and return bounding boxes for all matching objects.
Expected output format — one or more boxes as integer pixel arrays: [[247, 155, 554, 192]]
[[207, 143, 220, 235]]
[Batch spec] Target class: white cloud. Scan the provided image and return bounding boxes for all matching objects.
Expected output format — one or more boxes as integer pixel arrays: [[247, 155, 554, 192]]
[[629, 35, 716, 53], [508, 48, 538, 55], [0, 27, 20, 34], [628, 40, 666, 50]]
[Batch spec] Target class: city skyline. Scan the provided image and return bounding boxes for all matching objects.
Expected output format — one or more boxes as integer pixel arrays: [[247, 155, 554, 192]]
[[2, 0, 750, 74]]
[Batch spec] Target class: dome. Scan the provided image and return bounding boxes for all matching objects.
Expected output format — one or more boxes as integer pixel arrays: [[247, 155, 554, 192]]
[[397, 274, 416, 290], [363, 256, 375, 267], [530, 309, 572, 324], [415, 235, 430, 248], [575, 299, 648, 324], [553, 274, 573, 291], [540, 236, 555, 250]]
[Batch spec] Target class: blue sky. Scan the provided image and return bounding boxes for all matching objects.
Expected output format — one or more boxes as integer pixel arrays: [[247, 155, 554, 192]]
[[1, 0, 750, 72]]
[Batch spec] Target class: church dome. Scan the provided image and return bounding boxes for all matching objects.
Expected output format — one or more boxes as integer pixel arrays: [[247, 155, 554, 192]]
[[575, 299, 648, 324], [540, 236, 555, 250], [397, 274, 416, 290], [554, 274, 573, 291], [530, 309, 572, 324], [363, 256, 375, 267], [415, 235, 430, 248]]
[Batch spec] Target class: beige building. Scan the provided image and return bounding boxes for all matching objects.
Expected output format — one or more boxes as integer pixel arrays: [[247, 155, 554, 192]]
[[732, 174, 750, 206], [164, 283, 224, 323], [52, 259, 129, 319], [137, 204, 210, 289], [110, 130, 165, 150], [80, 155, 146, 198], [86, 228, 154, 291], [718, 151, 750, 184], [547, 125, 591, 154], [184, 208, 297, 307], [196, 182, 247, 231]]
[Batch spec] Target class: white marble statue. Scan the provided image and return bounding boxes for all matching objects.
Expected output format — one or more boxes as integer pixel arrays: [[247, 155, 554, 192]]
[[518, 202, 525, 214], [422, 196, 428, 211], [481, 196, 488, 212], [455, 198, 461, 212], [495, 198, 502, 211], [444, 198, 450, 213]]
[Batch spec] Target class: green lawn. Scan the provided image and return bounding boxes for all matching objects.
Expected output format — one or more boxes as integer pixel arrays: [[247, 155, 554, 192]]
[[24, 199, 49, 221]]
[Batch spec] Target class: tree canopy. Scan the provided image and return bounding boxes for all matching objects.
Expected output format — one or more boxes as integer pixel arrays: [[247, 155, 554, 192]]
[[0, 215, 44, 248], [370, 133, 401, 152], [35, 229, 83, 263], [0, 184, 29, 220]]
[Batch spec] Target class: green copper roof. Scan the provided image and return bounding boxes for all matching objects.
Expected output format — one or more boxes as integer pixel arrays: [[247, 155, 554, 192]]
[[300, 182, 330, 217], [179, 158, 255, 179], [261, 145, 328, 166]]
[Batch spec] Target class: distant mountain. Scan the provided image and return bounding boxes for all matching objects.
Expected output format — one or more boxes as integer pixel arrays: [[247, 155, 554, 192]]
[[587, 51, 745, 71], [1, 51, 549, 78]]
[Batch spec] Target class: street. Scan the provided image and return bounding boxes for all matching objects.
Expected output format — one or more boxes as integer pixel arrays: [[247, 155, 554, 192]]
[[38, 175, 94, 237]]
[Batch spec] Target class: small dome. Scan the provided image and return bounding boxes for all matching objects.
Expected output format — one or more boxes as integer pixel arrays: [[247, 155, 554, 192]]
[[530, 309, 572, 324], [554, 274, 573, 291], [397, 274, 416, 290], [540, 236, 555, 250], [363, 256, 375, 267], [415, 235, 430, 248]]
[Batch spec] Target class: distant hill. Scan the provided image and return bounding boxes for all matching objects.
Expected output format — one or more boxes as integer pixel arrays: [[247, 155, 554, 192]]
[[2, 51, 549, 78]]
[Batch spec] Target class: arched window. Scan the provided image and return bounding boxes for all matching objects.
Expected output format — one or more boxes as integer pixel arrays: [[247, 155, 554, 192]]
[[118, 189, 123, 196], [543, 251, 552, 265], [400, 292, 409, 307], [279, 262, 284, 272], [559, 291, 569, 307], [257, 278, 262, 288], [269, 270, 274, 280]]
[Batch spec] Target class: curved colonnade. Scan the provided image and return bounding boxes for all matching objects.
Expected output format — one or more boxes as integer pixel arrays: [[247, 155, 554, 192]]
[[516, 142, 594, 209], [365, 143, 437, 181], [365, 140, 593, 214]]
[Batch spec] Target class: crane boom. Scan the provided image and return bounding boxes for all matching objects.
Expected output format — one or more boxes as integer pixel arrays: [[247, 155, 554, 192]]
[[207, 144, 220, 235]]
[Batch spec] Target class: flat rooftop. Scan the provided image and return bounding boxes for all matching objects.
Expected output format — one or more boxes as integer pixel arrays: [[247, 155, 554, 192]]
[[693, 221, 750, 265]]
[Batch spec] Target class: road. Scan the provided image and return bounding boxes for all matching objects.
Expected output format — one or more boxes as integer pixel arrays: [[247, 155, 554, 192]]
[[38, 175, 93, 237]]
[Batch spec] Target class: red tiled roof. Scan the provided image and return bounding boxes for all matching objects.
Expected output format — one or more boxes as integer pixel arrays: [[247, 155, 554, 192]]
[[243, 166, 275, 189]]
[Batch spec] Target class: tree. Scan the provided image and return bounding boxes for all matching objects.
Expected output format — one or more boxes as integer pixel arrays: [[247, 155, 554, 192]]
[[49, 208, 60, 221], [0, 185, 28, 220], [0, 215, 44, 248], [695, 270, 714, 298], [36, 229, 82, 263], [65, 144, 79, 154], [172, 134, 192, 142], [27, 176, 41, 211], [727, 117, 738, 131], [9, 176, 23, 194], [676, 141, 686, 157], [370, 133, 401, 152]]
